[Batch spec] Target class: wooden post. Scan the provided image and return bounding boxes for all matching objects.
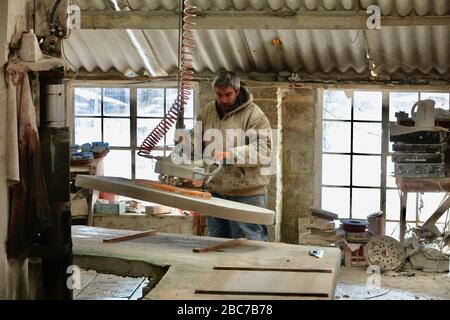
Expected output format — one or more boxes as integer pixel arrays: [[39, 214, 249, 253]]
[[399, 191, 408, 245]]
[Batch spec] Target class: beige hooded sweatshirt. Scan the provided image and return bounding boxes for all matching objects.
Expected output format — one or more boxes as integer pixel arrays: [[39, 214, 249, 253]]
[[195, 87, 272, 196]]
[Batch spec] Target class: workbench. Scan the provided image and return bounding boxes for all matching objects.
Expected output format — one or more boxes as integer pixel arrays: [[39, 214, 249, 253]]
[[72, 226, 342, 300], [396, 177, 450, 244]]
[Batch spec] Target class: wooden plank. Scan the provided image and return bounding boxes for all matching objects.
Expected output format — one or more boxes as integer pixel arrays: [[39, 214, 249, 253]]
[[309, 216, 335, 230], [310, 208, 338, 221], [193, 238, 247, 253], [80, 10, 450, 30], [135, 179, 212, 199], [103, 230, 157, 243], [145, 204, 173, 215], [75, 176, 275, 225], [195, 270, 334, 298], [396, 177, 450, 193], [419, 193, 450, 237]]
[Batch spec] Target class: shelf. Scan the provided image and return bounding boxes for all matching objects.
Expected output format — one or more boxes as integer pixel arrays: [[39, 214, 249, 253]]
[[24, 55, 68, 72]]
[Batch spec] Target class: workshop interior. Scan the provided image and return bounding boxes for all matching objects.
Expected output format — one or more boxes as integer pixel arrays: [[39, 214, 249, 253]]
[[0, 0, 449, 301]]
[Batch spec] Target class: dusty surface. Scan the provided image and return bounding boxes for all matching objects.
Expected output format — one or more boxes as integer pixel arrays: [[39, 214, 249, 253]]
[[337, 266, 450, 300], [72, 226, 341, 300]]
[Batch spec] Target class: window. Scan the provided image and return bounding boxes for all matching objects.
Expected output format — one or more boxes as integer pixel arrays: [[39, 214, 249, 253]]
[[321, 90, 450, 239], [74, 87, 195, 181]]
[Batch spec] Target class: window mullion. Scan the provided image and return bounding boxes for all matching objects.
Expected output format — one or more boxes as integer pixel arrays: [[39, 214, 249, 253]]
[[101, 88, 104, 142], [350, 93, 354, 219], [381, 90, 389, 222], [131, 88, 137, 180]]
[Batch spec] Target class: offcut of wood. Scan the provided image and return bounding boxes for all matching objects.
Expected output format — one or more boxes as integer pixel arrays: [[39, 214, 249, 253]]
[[135, 179, 212, 199], [75, 176, 275, 225], [308, 216, 335, 230], [193, 238, 247, 253], [103, 230, 157, 243], [310, 208, 338, 221]]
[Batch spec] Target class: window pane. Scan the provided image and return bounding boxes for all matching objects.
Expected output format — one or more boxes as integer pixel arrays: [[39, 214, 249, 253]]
[[322, 187, 350, 219], [322, 154, 350, 186], [137, 89, 165, 117], [322, 121, 351, 153], [389, 92, 418, 121], [386, 156, 396, 188], [323, 90, 352, 120], [103, 150, 131, 179], [354, 91, 382, 121], [420, 92, 449, 110], [352, 188, 380, 219], [74, 88, 101, 116], [353, 122, 382, 154], [418, 193, 449, 224], [103, 88, 130, 116], [166, 125, 176, 147], [167, 88, 194, 118], [385, 221, 403, 240], [74, 118, 101, 145], [352, 155, 381, 187], [137, 119, 164, 147], [386, 190, 416, 221], [103, 118, 130, 147], [135, 151, 164, 181]]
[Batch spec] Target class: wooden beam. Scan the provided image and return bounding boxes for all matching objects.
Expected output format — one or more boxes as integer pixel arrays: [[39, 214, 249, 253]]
[[80, 10, 450, 30]]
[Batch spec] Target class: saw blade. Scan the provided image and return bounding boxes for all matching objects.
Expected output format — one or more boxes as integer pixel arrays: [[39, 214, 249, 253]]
[[366, 236, 406, 271]]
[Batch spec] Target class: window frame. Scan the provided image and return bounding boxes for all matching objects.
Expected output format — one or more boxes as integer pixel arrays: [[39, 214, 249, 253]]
[[70, 82, 198, 181], [318, 88, 450, 234]]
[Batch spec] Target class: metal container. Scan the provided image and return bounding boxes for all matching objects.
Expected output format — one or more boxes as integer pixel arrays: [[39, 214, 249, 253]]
[[44, 84, 65, 127], [367, 211, 384, 236]]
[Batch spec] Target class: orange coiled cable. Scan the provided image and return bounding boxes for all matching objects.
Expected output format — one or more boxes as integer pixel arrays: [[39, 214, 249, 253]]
[[138, 1, 196, 158]]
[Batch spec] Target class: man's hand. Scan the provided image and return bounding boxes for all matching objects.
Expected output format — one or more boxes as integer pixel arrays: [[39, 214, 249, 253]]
[[213, 151, 232, 162]]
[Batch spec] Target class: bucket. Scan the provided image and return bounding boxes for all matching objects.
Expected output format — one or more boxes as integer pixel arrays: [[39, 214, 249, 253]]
[[367, 211, 384, 236]]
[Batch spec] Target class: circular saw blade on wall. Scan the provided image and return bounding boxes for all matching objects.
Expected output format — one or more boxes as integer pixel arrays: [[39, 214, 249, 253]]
[[366, 236, 406, 271]]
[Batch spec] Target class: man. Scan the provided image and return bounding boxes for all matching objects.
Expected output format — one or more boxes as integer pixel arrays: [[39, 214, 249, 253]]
[[195, 71, 272, 241]]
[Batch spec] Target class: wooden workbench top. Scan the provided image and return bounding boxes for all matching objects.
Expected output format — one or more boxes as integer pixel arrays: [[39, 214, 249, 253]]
[[396, 177, 450, 192], [72, 226, 341, 300]]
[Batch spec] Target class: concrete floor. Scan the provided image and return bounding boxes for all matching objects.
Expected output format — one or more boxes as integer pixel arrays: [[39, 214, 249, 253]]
[[74, 265, 450, 300], [74, 270, 150, 300], [336, 266, 450, 300]]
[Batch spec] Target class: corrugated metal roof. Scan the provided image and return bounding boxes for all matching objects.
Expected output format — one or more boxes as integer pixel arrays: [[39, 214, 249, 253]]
[[63, 26, 449, 80], [73, 0, 449, 16]]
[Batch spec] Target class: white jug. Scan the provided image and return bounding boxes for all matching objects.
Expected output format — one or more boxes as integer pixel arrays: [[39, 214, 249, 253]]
[[411, 99, 436, 128]]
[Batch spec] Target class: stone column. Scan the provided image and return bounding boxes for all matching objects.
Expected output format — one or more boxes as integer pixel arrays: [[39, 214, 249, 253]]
[[277, 88, 317, 244]]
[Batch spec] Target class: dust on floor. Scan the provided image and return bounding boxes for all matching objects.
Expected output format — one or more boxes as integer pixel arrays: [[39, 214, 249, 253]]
[[74, 270, 149, 300], [74, 267, 450, 300], [337, 266, 450, 300]]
